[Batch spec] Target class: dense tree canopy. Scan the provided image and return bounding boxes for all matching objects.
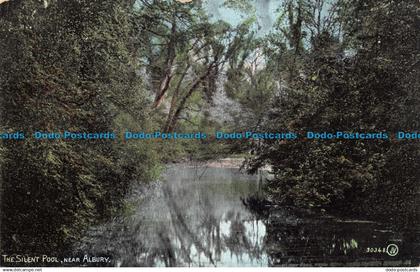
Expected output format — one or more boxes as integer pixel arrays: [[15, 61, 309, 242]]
[[0, 0, 418, 258], [0, 0, 158, 254], [247, 0, 419, 224]]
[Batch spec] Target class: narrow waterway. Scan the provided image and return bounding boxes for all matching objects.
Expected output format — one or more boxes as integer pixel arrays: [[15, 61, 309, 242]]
[[75, 164, 419, 267]]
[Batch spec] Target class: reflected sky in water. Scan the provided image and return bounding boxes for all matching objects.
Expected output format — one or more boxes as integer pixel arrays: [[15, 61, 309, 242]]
[[75, 165, 419, 267]]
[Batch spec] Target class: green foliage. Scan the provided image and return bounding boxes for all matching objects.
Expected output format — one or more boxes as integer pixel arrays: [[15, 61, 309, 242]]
[[248, 0, 419, 224], [0, 0, 159, 254], [0, 0, 418, 258]]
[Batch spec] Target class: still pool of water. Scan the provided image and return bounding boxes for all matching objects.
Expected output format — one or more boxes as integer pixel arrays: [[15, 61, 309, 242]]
[[75, 165, 419, 267]]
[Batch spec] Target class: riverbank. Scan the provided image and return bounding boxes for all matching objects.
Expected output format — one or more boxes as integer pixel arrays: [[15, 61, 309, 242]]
[[177, 157, 272, 171]]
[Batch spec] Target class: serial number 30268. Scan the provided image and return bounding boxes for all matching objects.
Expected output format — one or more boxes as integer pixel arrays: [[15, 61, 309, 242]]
[[366, 247, 386, 253]]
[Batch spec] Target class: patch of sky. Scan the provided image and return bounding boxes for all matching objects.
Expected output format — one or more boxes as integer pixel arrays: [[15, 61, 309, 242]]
[[203, 0, 283, 36]]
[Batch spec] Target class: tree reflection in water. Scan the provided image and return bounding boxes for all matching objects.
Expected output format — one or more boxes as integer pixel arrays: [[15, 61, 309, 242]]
[[76, 165, 268, 267], [74, 165, 418, 267]]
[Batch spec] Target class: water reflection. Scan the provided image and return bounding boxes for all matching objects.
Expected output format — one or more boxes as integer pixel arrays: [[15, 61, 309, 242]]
[[75, 165, 419, 267]]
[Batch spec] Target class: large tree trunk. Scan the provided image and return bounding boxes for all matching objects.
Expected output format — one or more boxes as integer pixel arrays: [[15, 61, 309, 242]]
[[164, 63, 191, 132], [165, 59, 219, 132], [153, 19, 177, 109]]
